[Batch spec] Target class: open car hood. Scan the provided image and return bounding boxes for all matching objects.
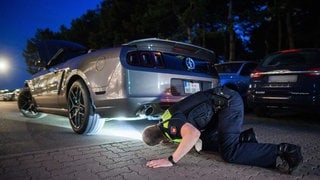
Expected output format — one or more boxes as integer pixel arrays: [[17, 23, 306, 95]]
[[36, 39, 87, 64]]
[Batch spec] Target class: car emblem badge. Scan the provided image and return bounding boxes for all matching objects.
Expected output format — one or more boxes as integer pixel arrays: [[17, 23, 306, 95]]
[[96, 56, 106, 71], [185, 57, 195, 70]]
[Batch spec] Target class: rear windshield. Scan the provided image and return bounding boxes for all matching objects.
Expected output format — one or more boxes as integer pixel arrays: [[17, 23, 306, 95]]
[[262, 50, 320, 68], [215, 63, 242, 73]]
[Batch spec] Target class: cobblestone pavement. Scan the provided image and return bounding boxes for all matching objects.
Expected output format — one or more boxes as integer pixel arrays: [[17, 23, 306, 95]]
[[0, 115, 319, 180]]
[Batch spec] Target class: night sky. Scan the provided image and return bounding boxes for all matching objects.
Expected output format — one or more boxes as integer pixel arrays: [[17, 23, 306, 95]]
[[0, 0, 102, 90]]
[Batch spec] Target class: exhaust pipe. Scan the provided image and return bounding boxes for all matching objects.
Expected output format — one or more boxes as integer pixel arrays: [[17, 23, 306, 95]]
[[137, 104, 154, 116], [136, 104, 162, 120]]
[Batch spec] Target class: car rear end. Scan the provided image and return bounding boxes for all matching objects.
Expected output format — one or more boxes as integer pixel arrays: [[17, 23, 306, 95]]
[[247, 49, 320, 115], [215, 62, 244, 91], [115, 38, 219, 118]]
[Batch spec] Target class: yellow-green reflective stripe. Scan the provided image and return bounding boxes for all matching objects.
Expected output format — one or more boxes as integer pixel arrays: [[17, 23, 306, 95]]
[[164, 132, 172, 141], [162, 110, 181, 143], [164, 132, 181, 143], [172, 139, 182, 143], [161, 110, 172, 128]]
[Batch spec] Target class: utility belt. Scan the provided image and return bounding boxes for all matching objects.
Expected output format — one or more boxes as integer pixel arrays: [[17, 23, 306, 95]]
[[210, 86, 230, 112]]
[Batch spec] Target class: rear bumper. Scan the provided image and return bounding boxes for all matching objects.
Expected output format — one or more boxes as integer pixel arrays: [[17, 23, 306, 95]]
[[94, 96, 183, 119], [247, 92, 320, 111]]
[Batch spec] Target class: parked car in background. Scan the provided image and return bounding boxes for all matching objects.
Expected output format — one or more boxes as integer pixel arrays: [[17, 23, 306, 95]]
[[247, 48, 320, 116], [18, 38, 219, 134], [215, 61, 258, 105], [0, 89, 7, 101], [3, 89, 15, 101], [0, 89, 19, 101]]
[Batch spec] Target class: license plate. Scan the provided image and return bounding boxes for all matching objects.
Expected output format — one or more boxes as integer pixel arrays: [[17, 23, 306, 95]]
[[268, 75, 297, 83], [184, 81, 200, 94]]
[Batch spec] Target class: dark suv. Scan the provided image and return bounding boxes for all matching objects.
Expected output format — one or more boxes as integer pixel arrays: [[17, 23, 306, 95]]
[[247, 48, 320, 116]]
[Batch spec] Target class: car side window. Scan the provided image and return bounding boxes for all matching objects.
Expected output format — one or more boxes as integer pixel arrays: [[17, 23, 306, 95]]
[[47, 48, 87, 67], [48, 49, 66, 67]]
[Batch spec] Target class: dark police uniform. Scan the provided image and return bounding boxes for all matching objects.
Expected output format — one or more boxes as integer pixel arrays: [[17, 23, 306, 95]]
[[158, 86, 279, 168]]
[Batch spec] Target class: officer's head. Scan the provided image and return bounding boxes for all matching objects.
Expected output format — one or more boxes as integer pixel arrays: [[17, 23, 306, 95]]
[[142, 124, 165, 146]]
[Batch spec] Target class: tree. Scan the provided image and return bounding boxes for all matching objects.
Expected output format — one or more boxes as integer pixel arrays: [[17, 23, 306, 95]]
[[23, 0, 320, 74], [61, 9, 100, 48]]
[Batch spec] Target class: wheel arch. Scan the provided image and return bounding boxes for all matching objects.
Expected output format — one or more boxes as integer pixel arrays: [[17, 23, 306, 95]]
[[65, 73, 97, 109]]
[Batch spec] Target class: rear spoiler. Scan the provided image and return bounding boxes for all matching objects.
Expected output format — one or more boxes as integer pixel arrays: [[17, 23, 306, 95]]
[[124, 38, 216, 63]]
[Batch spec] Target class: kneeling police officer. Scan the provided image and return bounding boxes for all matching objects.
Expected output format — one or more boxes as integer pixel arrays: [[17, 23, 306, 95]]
[[142, 86, 303, 174]]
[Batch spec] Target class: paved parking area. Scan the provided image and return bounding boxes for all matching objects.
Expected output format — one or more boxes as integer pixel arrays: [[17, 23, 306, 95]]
[[0, 115, 319, 179]]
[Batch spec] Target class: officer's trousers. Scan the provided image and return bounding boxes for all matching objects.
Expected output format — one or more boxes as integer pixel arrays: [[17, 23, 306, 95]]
[[208, 87, 278, 168]]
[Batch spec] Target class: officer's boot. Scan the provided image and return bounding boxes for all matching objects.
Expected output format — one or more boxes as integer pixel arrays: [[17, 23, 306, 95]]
[[277, 143, 303, 174], [239, 128, 258, 143]]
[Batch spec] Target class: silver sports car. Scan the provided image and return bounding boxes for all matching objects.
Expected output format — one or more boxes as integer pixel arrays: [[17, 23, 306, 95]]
[[18, 38, 219, 134]]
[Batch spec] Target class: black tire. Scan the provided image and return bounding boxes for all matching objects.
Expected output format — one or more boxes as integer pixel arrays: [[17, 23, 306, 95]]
[[17, 88, 41, 118], [67, 80, 104, 135]]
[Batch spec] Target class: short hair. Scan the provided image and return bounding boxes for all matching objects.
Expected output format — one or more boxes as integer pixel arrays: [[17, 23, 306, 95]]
[[142, 125, 165, 146]]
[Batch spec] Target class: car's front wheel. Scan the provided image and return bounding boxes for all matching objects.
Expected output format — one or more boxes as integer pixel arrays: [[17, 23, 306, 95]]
[[67, 80, 104, 135], [17, 88, 41, 118]]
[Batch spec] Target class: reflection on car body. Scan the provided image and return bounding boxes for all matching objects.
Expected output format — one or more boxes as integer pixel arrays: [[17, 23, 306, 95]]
[[247, 48, 320, 116], [18, 38, 219, 134], [215, 61, 258, 103]]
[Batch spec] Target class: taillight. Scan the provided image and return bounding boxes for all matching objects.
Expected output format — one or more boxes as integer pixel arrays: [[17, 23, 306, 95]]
[[250, 69, 263, 79], [126, 51, 165, 68], [307, 68, 320, 76]]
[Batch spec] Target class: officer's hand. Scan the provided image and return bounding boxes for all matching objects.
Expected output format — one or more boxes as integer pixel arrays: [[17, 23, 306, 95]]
[[146, 158, 173, 168]]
